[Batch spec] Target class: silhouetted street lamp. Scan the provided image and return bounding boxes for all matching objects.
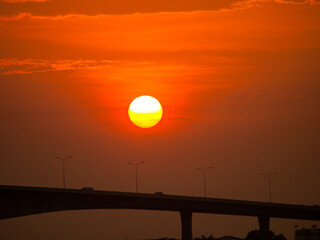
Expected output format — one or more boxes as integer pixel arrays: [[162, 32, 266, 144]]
[[196, 166, 212, 197], [261, 172, 278, 203], [128, 161, 145, 193], [56, 156, 72, 188]]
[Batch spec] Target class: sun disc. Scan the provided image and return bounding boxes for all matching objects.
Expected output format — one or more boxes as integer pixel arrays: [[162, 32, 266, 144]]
[[128, 96, 163, 128]]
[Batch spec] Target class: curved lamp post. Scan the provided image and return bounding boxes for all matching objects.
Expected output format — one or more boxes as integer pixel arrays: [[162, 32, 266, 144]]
[[128, 161, 145, 193], [196, 167, 212, 197], [261, 172, 278, 203], [56, 156, 72, 188]]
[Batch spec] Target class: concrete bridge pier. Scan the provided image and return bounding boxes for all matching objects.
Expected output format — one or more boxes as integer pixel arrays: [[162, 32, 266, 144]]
[[258, 216, 270, 231], [180, 211, 193, 240]]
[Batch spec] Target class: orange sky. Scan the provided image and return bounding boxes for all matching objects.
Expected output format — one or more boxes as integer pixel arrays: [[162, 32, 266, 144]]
[[0, 0, 320, 240]]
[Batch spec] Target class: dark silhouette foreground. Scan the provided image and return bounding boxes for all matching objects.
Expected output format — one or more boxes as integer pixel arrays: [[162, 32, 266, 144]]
[[246, 230, 287, 240], [2, 185, 315, 240], [155, 230, 287, 240]]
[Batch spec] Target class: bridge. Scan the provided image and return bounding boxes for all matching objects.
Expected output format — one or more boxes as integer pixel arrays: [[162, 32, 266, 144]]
[[1, 185, 319, 240]]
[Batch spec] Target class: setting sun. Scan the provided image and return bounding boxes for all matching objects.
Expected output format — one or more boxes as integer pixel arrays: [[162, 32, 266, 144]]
[[1, 0, 320, 239], [128, 96, 163, 128]]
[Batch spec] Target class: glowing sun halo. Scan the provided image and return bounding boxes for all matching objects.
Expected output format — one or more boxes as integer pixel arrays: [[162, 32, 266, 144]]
[[128, 96, 163, 128]]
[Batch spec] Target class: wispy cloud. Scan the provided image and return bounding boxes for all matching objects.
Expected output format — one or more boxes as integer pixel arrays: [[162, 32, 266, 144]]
[[2, 9, 319, 59], [0, 0, 319, 17], [234, 0, 320, 8], [0, 58, 149, 74], [1, 0, 50, 2], [0, 0, 238, 17]]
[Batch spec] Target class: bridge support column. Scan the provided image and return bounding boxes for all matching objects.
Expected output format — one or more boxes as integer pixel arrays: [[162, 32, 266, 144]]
[[258, 216, 270, 231], [180, 211, 193, 240]]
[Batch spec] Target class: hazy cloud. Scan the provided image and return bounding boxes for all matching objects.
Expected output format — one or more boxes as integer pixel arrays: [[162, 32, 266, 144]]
[[0, 0, 238, 17], [0, 0, 319, 17], [233, 0, 320, 8], [1, 0, 50, 2], [0, 58, 149, 74]]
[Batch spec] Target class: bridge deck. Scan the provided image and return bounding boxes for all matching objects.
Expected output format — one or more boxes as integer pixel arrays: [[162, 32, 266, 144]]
[[0, 185, 319, 221]]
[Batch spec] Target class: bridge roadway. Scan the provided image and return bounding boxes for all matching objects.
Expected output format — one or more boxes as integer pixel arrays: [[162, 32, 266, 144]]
[[1, 185, 320, 240]]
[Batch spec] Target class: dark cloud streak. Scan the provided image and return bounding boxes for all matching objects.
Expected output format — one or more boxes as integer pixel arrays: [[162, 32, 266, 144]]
[[1, 0, 318, 17], [0, 0, 238, 16], [0, 58, 149, 74]]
